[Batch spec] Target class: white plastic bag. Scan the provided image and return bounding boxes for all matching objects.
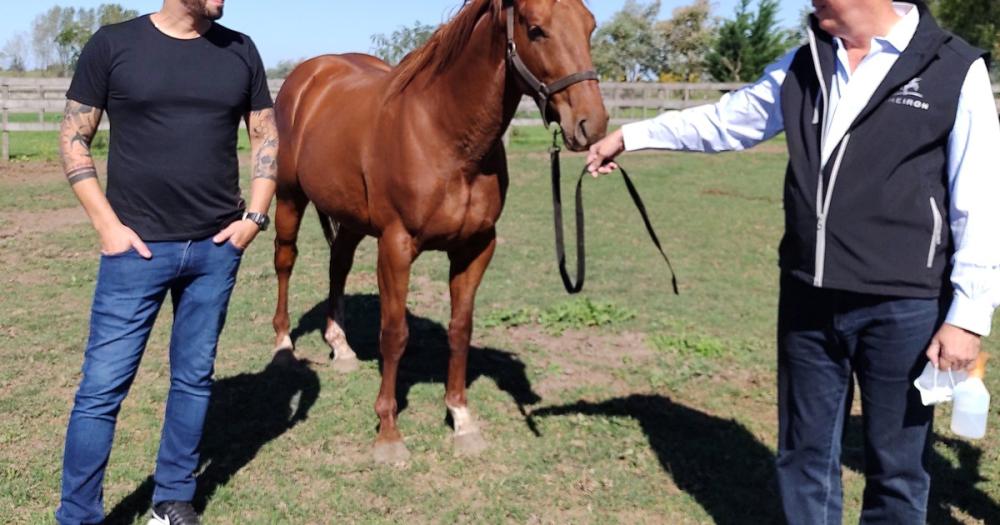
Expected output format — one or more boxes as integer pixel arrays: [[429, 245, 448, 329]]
[[913, 362, 968, 406]]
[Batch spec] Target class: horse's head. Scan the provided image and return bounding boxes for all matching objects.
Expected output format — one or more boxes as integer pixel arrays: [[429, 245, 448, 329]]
[[506, 0, 609, 152]]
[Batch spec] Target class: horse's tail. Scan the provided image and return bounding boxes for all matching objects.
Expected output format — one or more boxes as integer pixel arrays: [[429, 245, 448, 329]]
[[317, 209, 340, 248]]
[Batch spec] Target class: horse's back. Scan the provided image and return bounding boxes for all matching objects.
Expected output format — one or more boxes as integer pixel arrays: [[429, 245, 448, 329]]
[[276, 53, 389, 137]]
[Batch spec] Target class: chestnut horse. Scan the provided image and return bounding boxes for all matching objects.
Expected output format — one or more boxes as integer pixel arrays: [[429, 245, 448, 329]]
[[272, 0, 608, 462]]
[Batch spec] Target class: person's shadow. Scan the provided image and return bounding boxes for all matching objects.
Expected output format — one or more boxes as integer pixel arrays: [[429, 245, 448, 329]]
[[104, 353, 320, 524], [534, 396, 1000, 524], [531, 394, 784, 525], [841, 415, 1000, 524], [290, 293, 542, 427]]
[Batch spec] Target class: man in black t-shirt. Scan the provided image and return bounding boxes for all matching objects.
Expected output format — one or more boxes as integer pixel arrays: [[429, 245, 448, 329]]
[[55, 1, 278, 524]]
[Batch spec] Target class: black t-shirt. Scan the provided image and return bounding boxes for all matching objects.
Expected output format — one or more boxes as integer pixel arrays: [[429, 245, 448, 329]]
[[67, 15, 273, 241]]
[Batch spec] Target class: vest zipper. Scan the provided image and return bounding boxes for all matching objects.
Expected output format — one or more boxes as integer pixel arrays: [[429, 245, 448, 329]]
[[807, 27, 833, 287], [813, 133, 851, 287], [927, 196, 943, 268]]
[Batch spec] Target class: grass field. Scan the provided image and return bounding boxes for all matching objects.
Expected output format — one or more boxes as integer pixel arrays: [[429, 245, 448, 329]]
[[1, 129, 998, 524]]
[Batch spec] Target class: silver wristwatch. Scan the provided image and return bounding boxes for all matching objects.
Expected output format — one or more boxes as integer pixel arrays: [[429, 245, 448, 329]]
[[242, 211, 270, 231]]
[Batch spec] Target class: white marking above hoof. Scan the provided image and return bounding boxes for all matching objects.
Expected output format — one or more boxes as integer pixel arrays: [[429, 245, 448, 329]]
[[373, 440, 410, 465], [447, 405, 480, 436], [274, 334, 294, 353], [325, 319, 358, 363]]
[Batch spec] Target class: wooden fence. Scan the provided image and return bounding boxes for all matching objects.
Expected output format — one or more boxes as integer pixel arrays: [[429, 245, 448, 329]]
[[3, 77, 1000, 161]]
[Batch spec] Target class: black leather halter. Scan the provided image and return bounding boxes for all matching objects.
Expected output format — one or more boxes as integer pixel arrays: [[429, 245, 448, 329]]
[[504, 4, 599, 126]]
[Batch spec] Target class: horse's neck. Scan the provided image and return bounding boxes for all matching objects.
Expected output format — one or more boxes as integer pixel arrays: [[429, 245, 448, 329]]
[[419, 15, 519, 160]]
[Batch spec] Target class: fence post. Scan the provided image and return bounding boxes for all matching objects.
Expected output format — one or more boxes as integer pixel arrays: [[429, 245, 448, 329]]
[[2, 83, 9, 163], [38, 84, 45, 124]]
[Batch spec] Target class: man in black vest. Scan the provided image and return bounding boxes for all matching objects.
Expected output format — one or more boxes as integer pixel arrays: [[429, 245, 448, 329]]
[[54, 1, 277, 524], [587, 0, 999, 523]]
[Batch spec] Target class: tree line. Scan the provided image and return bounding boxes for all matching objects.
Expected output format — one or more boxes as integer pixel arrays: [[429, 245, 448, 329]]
[[1, 4, 139, 76], [367, 0, 999, 83], [2, 0, 997, 83]]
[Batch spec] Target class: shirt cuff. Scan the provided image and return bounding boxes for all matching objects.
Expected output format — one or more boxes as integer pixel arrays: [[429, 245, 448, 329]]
[[945, 293, 995, 336]]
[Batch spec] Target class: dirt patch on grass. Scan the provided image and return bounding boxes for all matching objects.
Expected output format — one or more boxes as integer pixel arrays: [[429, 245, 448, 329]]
[[500, 325, 652, 395], [0, 207, 89, 239], [0, 160, 92, 237], [0, 159, 72, 184]]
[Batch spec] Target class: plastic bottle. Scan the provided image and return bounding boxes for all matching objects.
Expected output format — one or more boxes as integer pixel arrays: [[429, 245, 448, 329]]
[[951, 353, 991, 439]]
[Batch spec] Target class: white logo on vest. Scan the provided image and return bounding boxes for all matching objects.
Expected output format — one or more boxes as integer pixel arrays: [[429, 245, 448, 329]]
[[889, 77, 930, 111]]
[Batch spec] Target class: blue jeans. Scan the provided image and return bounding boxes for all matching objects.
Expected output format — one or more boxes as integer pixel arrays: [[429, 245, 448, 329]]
[[776, 275, 939, 524], [55, 238, 242, 525]]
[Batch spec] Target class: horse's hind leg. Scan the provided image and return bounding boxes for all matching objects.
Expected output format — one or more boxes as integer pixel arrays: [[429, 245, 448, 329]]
[[445, 231, 497, 456], [373, 226, 416, 464], [272, 185, 309, 359], [319, 213, 364, 373]]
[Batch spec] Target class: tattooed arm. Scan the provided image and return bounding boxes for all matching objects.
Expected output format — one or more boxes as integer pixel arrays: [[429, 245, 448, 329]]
[[60, 99, 151, 258], [212, 108, 279, 249]]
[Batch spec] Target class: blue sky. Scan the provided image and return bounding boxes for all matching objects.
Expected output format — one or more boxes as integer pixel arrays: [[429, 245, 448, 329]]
[[1, 1, 808, 67]]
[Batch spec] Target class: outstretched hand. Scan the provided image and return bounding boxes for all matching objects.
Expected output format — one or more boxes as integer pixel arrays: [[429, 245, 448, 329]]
[[586, 128, 626, 176]]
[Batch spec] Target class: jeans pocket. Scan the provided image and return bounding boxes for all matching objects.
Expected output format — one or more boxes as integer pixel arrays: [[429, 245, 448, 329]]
[[101, 247, 137, 258], [225, 240, 245, 255]]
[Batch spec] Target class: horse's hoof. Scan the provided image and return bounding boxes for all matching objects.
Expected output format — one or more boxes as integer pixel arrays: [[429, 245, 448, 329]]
[[331, 355, 361, 374], [271, 348, 299, 368], [373, 440, 410, 465], [453, 431, 488, 457]]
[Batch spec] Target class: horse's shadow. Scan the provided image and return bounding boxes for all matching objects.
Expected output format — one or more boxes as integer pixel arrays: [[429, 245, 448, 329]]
[[103, 355, 320, 524], [531, 394, 783, 525], [534, 396, 1000, 524], [841, 414, 1000, 524], [290, 293, 542, 422]]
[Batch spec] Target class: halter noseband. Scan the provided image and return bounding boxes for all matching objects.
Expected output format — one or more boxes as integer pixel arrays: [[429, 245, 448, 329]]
[[504, 3, 599, 127]]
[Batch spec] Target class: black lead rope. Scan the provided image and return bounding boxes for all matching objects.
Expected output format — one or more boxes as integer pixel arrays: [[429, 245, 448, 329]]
[[550, 130, 680, 295]]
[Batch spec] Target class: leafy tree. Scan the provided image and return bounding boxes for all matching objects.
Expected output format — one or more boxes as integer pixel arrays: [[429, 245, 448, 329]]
[[592, 0, 662, 81], [927, 0, 999, 80], [370, 21, 437, 66], [31, 6, 66, 71], [655, 0, 716, 82], [929, 0, 998, 51], [705, 0, 796, 82], [1, 33, 29, 72], [31, 4, 138, 74], [56, 22, 89, 73], [97, 3, 139, 26]]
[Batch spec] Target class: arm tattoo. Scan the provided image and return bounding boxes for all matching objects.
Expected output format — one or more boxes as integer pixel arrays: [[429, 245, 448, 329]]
[[66, 167, 98, 186], [60, 100, 104, 185], [248, 109, 279, 182]]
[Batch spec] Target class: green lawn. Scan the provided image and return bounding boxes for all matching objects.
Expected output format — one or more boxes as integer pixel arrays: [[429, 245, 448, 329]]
[[0, 139, 996, 524]]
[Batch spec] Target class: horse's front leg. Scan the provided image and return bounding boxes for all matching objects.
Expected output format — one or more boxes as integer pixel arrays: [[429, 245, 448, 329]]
[[445, 231, 497, 456], [372, 227, 415, 464]]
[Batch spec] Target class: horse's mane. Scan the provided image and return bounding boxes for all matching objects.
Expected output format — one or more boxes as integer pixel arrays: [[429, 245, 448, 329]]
[[387, 0, 504, 96]]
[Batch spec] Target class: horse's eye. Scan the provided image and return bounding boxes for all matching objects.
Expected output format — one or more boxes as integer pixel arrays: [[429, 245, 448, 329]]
[[527, 25, 546, 40]]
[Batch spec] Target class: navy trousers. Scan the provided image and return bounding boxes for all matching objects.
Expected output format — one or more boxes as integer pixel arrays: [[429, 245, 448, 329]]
[[776, 275, 939, 524]]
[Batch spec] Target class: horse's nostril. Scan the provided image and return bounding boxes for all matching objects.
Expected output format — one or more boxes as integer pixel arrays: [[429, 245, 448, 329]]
[[577, 119, 589, 140]]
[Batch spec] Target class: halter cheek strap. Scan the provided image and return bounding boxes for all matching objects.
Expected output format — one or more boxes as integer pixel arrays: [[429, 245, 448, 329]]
[[504, 5, 598, 126]]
